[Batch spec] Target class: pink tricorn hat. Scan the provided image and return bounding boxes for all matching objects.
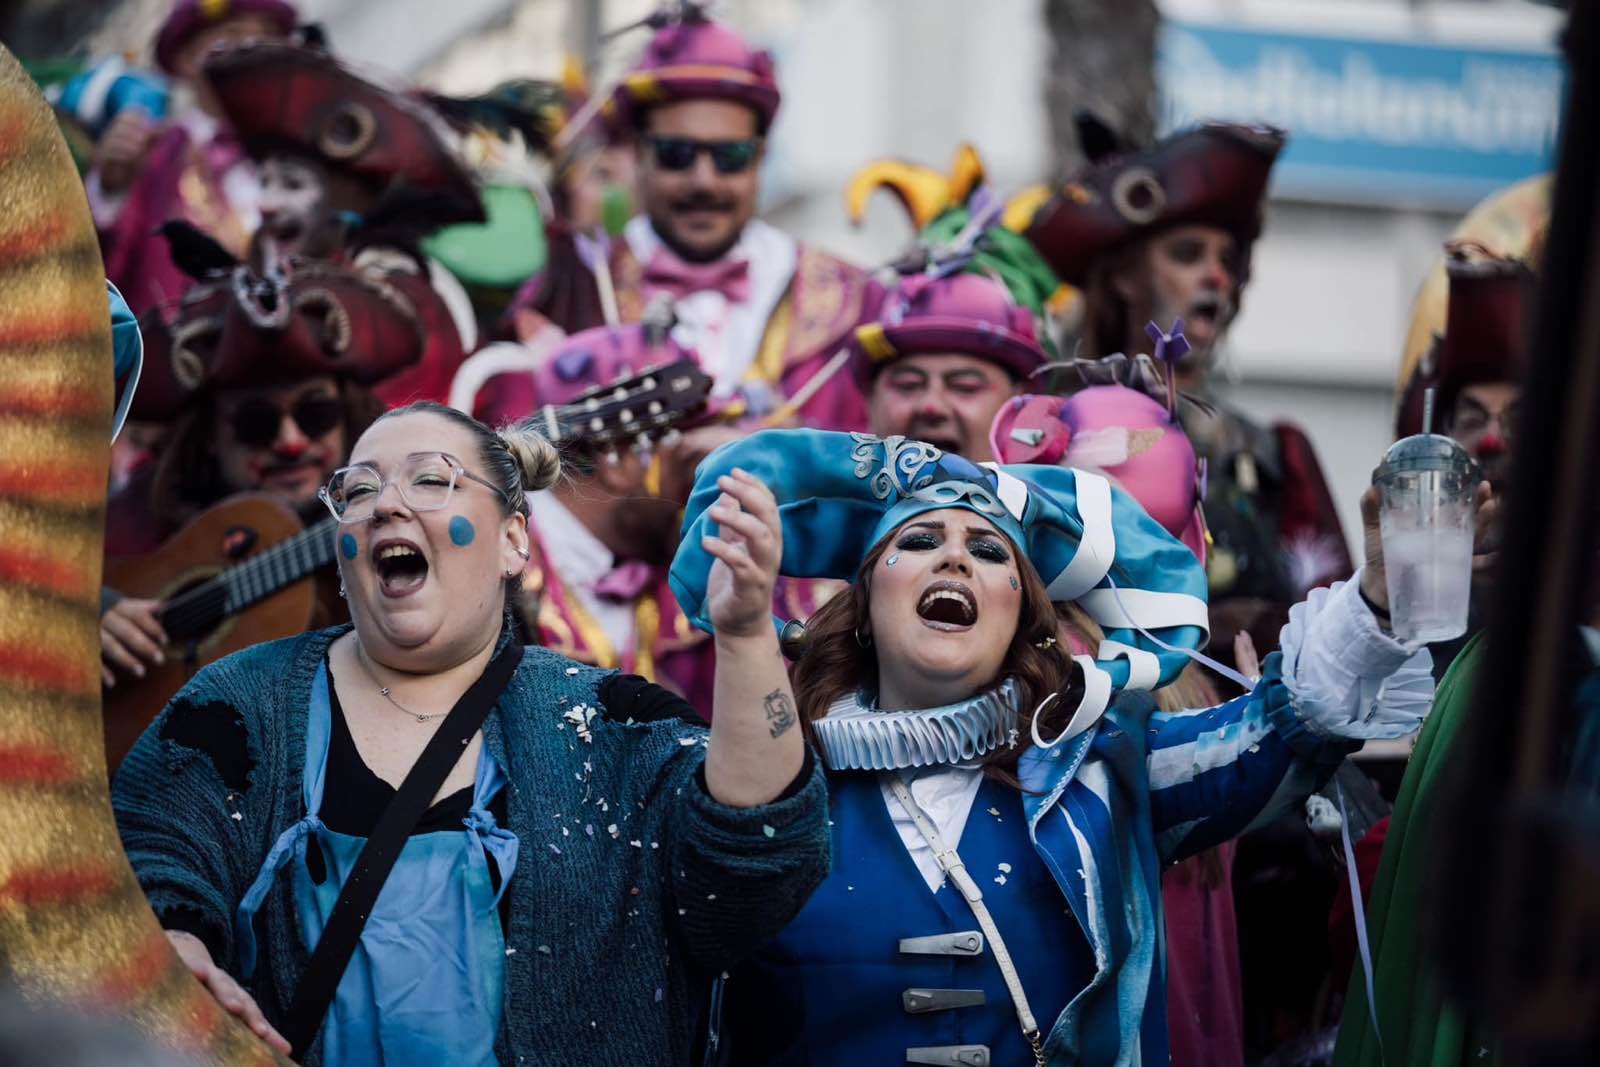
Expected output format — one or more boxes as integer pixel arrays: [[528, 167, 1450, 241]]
[[154, 0, 298, 75], [850, 271, 1046, 386], [990, 386, 1208, 563], [605, 15, 781, 130]]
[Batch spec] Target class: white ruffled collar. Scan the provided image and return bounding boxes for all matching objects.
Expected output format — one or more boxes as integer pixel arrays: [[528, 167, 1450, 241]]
[[811, 678, 1022, 772]]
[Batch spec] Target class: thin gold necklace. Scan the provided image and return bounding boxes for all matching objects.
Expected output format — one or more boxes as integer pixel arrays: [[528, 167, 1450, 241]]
[[354, 643, 447, 724]]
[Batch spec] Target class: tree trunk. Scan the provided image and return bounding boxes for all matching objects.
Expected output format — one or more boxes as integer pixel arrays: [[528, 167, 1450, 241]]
[[1040, 0, 1159, 178]]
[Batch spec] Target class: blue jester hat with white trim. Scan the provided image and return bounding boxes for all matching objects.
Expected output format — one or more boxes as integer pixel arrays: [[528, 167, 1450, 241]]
[[670, 429, 1211, 728]]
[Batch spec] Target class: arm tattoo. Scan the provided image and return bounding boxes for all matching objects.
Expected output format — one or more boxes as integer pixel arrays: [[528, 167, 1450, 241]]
[[763, 689, 797, 739]]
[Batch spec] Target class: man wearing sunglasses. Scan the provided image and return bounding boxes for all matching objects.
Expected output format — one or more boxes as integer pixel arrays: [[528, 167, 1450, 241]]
[[99, 259, 423, 687], [524, 9, 881, 435]]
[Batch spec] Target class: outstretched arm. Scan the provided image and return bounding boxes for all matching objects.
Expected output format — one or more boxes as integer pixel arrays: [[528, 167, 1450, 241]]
[[1148, 573, 1433, 861], [702, 468, 806, 807]]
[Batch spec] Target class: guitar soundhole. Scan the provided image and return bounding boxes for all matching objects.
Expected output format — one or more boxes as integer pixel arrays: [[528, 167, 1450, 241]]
[[221, 525, 259, 560]]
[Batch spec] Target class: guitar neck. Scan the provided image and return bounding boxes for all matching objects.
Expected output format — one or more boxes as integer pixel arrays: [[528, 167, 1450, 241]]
[[160, 518, 339, 643], [535, 359, 712, 448], [224, 517, 339, 614]]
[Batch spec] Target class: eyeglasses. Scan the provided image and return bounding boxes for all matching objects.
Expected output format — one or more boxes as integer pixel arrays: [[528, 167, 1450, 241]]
[[646, 135, 761, 175], [318, 452, 509, 524], [229, 394, 343, 448]]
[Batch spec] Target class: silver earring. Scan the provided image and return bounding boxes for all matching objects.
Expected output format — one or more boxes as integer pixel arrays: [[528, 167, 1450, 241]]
[[338, 580, 346, 599], [855, 623, 872, 648]]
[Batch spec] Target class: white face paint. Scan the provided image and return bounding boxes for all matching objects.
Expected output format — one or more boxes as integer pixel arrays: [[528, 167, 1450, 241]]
[[258, 156, 329, 256]]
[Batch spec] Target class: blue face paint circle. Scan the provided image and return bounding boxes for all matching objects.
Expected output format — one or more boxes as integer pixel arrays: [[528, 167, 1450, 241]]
[[448, 515, 476, 547], [886, 555, 899, 567], [340, 533, 358, 560]]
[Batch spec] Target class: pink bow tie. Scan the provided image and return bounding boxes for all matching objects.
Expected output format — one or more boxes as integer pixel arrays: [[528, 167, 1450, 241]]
[[641, 251, 751, 303], [592, 560, 659, 603]]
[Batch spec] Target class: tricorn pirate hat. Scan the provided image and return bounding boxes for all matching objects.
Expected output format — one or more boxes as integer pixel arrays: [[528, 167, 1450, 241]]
[[1022, 119, 1285, 287], [203, 42, 480, 205], [132, 259, 424, 420]]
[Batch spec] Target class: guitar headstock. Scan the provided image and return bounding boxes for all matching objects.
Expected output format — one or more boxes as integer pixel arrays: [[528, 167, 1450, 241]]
[[540, 359, 713, 452]]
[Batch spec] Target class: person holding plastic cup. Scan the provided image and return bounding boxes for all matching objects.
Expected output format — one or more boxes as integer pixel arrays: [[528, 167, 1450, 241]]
[[669, 428, 1433, 1066]]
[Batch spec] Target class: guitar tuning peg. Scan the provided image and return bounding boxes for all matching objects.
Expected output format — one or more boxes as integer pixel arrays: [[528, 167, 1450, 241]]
[[632, 434, 653, 456], [661, 429, 682, 448], [604, 448, 621, 466]]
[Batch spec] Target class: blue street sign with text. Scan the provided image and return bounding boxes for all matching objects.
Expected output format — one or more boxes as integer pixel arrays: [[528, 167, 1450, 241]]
[[1158, 19, 1564, 208]]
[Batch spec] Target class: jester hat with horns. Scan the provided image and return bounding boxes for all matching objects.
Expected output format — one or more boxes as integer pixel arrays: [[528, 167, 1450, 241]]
[[671, 429, 1210, 730]]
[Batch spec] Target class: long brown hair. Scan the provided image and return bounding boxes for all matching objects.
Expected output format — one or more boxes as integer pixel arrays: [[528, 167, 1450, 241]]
[[791, 531, 1086, 789]]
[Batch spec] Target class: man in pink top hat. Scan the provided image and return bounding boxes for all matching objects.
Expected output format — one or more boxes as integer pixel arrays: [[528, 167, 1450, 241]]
[[89, 0, 299, 318], [853, 269, 1047, 461], [521, 5, 882, 435]]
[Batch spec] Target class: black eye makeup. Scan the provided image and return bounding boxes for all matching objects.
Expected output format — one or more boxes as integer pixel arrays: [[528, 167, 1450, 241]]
[[895, 531, 941, 552], [968, 538, 1011, 564]]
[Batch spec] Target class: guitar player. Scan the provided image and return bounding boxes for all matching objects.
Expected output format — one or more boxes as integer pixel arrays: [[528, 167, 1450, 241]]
[[99, 258, 426, 689]]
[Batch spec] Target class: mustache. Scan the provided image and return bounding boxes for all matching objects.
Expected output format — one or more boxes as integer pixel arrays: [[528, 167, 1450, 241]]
[[669, 192, 737, 213]]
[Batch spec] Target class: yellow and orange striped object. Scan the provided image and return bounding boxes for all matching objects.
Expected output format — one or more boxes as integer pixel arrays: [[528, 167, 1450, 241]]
[[0, 43, 281, 1064]]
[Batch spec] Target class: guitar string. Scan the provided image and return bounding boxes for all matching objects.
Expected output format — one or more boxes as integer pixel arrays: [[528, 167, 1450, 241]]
[[159, 520, 338, 636]]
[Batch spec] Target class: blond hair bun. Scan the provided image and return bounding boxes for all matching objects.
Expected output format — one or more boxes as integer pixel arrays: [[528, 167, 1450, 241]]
[[498, 423, 562, 493]]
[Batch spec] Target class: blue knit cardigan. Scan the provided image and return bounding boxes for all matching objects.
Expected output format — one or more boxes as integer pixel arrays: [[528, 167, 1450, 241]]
[[112, 626, 830, 1065]]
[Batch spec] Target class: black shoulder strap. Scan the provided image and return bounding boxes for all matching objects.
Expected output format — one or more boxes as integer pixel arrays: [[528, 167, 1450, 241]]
[[283, 638, 522, 1060]]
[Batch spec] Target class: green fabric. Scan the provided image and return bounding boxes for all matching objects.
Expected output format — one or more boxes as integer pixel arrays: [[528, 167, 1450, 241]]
[[922, 206, 1063, 356], [113, 625, 829, 1066], [422, 183, 548, 289], [1333, 635, 1501, 1067]]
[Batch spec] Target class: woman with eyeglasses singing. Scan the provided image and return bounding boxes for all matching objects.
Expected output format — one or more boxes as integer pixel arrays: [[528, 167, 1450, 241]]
[[668, 429, 1434, 1066], [111, 400, 829, 1065], [99, 259, 414, 689]]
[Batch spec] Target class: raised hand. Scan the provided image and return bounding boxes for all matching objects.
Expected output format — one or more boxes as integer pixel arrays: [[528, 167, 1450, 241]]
[[93, 109, 157, 194], [703, 468, 803, 808], [701, 468, 782, 639], [1360, 479, 1494, 618]]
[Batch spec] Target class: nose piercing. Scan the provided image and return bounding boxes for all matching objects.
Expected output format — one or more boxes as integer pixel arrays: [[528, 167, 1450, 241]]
[[886, 555, 899, 567]]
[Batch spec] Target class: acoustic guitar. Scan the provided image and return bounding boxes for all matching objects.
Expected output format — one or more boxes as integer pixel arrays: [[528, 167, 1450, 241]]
[[101, 358, 714, 774]]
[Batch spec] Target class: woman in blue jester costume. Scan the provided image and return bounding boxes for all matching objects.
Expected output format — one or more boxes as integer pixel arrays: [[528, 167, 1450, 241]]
[[670, 429, 1434, 1066]]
